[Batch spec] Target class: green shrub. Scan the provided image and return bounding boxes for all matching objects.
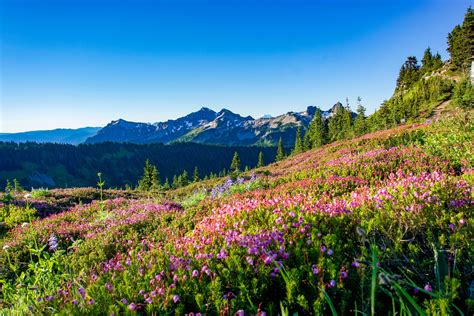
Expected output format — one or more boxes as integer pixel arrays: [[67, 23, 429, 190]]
[[4, 205, 36, 228]]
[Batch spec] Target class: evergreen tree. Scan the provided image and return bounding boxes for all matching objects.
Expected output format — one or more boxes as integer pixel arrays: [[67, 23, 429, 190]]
[[179, 170, 189, 187], [244, 166, 250, 172], [342, 104, 353, 138], [162, 177, 170, 190], [230, 151, 241, 173], [453, 77, 474, 110], [275, 137, 285, 161], [353, 97, 367, 136], [5, 179, 13, 193], [13, 178, 23, 193], [257, 151, 265, 167], [421, 47, 443, 74], [150, 166, 160, 190], [421, 47, 434, 74], [448, 8, 474, 72], [292, 126, 303, 155], [193, 166, 200, 182], [138, 159, 154, 191], [396, 56, 420, 90], [171, 175, 179, 189], [305, 108, 326, 149], [328, 102, 349, 141]]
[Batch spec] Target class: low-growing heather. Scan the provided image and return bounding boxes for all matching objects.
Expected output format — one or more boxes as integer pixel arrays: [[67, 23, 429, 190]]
[[0, 116, 472, 315]]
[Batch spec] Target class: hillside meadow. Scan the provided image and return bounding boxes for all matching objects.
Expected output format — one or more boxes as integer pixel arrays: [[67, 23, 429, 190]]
[[0, 111, 472, 315]]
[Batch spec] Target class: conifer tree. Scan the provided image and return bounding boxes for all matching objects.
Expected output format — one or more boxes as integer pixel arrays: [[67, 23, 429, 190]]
[[193, 166, 200, 182], [138, 159, 154, 191], [257, 151, 265, 167], [150, 166, 160, 190], [448, 8, 474, 72], [180, 170, 189, 187], [292, 126, 303, 155], [172, 175, 179, 189], [453, 77, 474, 110], [162, 177, 170, 190], [275, 137, 285, 161], [353, 97, 367, 136], [13, 178, 23, 193], [421, 47, 434, 74], [341, 105, 353, 138], [230, 151, 241, 173], [328, 102, 344, 141], [305, 108, 326, 149]]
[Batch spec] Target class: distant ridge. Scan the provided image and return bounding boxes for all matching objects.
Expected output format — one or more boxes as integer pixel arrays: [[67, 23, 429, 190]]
[[0, 127, 101, 145], [86, 104, 353, 146]]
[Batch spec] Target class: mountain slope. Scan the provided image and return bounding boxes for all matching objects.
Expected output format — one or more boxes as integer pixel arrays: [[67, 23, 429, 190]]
[[0, 127, 100, 145], [87, 104, 349, 146]]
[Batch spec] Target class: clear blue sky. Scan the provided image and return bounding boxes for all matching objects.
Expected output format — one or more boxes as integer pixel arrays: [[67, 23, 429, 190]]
[[0, 0, 471, 132]]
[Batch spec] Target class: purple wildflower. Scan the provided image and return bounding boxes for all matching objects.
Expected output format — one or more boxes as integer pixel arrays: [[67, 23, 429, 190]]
[[173, 295, 180, 303], [48, 234, 58, 251]]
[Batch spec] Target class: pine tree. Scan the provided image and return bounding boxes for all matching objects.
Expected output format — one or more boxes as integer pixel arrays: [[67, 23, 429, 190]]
[[150, 166, 160, 190], [292, 126, 303, 155], [353, 97, 367, 136], [462, 7, 474, 70], [448, 8, 474, 72], [138, 159, 153, 191], [341, 105, 353, 138], [309, 108, 326, 148], [180, 170, 189, 187], [193, 166, 200, 182], [230, 151, 241, 173], [421, 47, 434, 74], [5, 179, 13, 193], [453, 77, 474, 110], [13, 178, 23, 193], [257, 151, 264, 167], [162, 177, 170, 190], [275, 137, 285, 161], [172, 175, 179, 189], [448, 25, 464, 69], [396, 56, 420, 90]]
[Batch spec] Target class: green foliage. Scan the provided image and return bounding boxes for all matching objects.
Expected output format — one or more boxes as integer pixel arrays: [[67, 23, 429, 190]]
[[422, 110, 474, 169], [304, 108, 327, 150], [448, 7, 474, 72], [31, 188, 49, 199], [230, 151, 241, 173], [328, 102, 353, 141], [420, 47, 443, 75], [452, 77, 474, 110], [138, 159, 160, 191], [193, 166, 200, 182], [257, 151, 265, 168], [368, 76, 455, 130], [276, 137, 285, 161], [353, 97, 367, 136], [292, 127, 303, 155], [396, 56, 420, 91], [3, 205, 36, 228], [181, 190, 206, 208]]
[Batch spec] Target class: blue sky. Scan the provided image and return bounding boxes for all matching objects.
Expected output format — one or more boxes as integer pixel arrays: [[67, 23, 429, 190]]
[[0, 0, 471, 132]]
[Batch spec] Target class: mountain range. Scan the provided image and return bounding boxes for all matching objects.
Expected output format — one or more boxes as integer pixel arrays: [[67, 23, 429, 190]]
[[0, 103, 352, 147], [0, 127, 100, 145], [86, 103, 349, 146]]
